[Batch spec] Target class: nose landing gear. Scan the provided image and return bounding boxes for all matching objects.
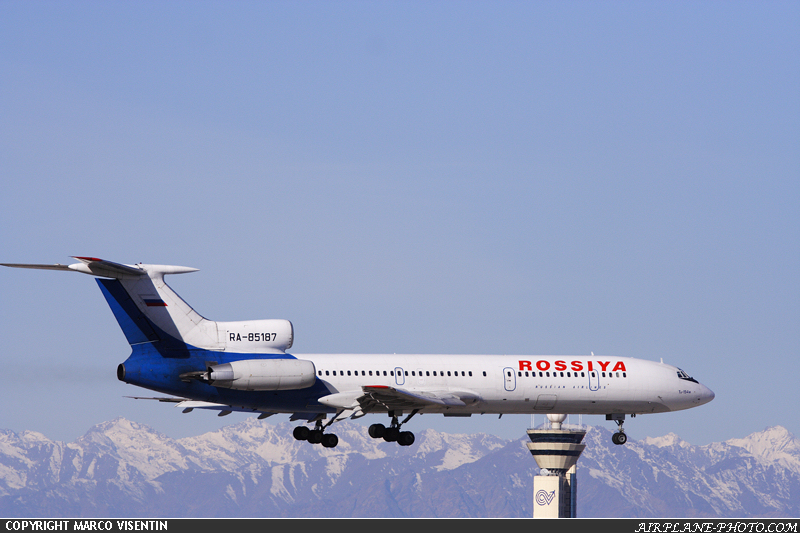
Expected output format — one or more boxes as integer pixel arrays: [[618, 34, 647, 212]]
[[606, 413, 629, 445]]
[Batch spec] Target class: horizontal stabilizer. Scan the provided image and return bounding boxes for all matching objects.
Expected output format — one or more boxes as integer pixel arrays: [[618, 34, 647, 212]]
[[174, 400, 275, 415], [125, 396, 185, 403], [125, 396, 277, 417], [2, 256, 199, 279], [0, 263, 74, 271]]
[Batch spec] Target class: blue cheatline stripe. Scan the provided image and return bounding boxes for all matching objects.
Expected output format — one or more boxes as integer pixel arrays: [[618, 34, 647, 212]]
[[96, 278, 160, 345]]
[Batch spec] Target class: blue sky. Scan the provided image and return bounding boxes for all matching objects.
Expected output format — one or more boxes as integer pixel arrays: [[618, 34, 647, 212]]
[[1, 1, 797, 447]]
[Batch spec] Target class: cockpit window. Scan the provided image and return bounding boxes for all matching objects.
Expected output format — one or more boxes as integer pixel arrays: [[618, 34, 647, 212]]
[[677, 368, 698, 383]]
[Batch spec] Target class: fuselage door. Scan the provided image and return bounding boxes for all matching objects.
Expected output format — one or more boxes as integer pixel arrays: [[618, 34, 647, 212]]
[[395, 367, 405, 386], [503, 367, 516, 392], [588, 370, 600, 391]]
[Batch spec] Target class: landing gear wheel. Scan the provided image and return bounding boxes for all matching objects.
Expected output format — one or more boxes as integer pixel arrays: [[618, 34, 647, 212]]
[[397, 431, 415, 446], [607, 414, 628, 445], [293, 426, 310, 441], [383, 427, 400, 442], [321, 433, 339, 448], [368, 423, 386, 439], [307, 429, 323, 444]]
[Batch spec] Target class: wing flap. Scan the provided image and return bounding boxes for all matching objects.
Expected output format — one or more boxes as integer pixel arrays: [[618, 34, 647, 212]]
[[356, 385, 482, 412]]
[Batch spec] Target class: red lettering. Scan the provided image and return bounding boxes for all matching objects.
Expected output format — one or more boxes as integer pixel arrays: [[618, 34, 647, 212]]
[[598, 361, 610, 371], [519, 361, 532, 371], [612, 361, 627, 372], [555, 360, 567, 371], [587, 361, 593, 371], [536, 360, 550, 371], [571, 360, 583, 371]]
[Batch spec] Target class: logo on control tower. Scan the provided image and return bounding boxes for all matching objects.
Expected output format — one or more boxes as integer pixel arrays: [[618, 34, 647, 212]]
[[535, 489, 555, 506]]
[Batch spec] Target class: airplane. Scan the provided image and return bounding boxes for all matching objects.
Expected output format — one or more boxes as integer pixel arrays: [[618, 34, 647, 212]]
[[2, 257, 715, 448]]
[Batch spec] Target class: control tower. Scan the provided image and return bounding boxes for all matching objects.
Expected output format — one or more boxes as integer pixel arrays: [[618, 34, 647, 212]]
[[526, 414, 587, 518]]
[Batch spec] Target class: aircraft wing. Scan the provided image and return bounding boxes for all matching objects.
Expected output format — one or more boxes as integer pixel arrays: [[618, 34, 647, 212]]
[[318, 385, 482, 415], [361, 385, 474, 410]]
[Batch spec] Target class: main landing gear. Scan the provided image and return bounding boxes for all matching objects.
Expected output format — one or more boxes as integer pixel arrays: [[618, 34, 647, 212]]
[[293, 421, 339, 448], [367, 410, 418, 447], [606, 413, 630, 445]]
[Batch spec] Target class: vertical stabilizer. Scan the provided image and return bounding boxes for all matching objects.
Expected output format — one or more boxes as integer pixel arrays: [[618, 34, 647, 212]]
[[3, 257, 293, 354]]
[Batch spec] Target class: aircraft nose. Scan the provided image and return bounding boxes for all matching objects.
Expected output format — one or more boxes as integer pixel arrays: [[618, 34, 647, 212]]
[[696, 384, 715, 405]]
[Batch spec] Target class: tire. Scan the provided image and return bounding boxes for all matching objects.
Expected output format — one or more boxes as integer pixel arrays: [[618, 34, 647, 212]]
[[616, 432, 627, 445], [308, 429, 323, 444], [293, 426, 310, 441], [368, 423, 386, 439], [398, 431, 415, 446], [321, 433, 339, 448], [383, 427, 400, 442]]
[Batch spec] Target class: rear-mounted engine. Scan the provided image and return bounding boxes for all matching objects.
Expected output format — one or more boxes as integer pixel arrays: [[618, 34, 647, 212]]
[[181, 358, 316, 391]]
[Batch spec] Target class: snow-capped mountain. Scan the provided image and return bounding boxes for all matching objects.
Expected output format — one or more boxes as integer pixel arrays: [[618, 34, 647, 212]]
[[1, 418, 797, 518]]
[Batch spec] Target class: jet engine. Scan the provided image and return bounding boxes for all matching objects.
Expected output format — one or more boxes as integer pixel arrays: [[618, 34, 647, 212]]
[[205, 358, 316, 391]]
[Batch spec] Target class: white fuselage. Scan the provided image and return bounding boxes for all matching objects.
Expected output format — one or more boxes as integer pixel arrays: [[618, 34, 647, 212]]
[[1, 258, 715, 425], [295, 353, 714, 416]]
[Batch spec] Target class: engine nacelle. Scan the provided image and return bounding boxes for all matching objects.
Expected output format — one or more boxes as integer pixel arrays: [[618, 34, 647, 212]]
[[207, 358, 316, 391], [219, 319, 294, 353]]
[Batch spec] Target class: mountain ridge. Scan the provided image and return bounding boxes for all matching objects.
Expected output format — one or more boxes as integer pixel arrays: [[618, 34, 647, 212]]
[[1, 418, 797, 518]]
